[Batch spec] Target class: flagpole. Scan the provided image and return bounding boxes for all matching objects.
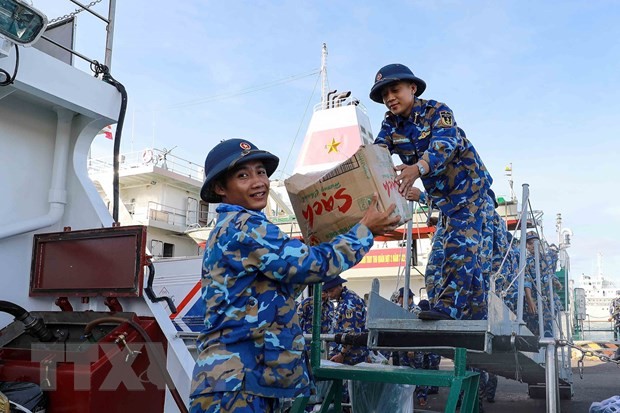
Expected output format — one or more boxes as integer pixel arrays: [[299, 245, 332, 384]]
[[151, 110, 156, 150]]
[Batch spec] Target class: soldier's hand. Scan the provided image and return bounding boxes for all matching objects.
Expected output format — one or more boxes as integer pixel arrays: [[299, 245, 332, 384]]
[[360, 193, 401, 236], [405, 186, 423, 202], [395, 164, 420, 195], [330, 353, 345, 364]]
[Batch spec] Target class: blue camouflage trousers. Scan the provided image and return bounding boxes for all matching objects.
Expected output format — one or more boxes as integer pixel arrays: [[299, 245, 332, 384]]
[[425, 216, 445, 304], [189, 392, 274, 413], [484, 203, 518, 312], [434, 196, 489, 320]]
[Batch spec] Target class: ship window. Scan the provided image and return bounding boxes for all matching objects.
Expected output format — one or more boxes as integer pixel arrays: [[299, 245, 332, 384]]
[[186, 197, 199, 226], [199, 202, 210, 226], [163, 243, 174, 258]]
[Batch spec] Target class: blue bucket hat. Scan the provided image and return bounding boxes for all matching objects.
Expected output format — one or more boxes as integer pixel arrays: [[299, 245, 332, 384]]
[[398, 287, 414, 298], [323, 275, 347, 291], [200, 138, 279, 203], [526, 231, 539, 242], [369, 63, 426, 103]]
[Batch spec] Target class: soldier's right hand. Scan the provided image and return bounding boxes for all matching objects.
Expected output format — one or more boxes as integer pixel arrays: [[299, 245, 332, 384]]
[[360, 193, 401, 236]]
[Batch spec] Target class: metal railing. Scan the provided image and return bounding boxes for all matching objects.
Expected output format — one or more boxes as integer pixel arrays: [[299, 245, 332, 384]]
[[124, 200, 194, 229], [88, 148, 204, 182], [37, 0, 116, 69], [313, 95, 367, 114]]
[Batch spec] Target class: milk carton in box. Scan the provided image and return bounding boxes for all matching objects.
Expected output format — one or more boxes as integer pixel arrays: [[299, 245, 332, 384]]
[[284, 144, 411, 245]]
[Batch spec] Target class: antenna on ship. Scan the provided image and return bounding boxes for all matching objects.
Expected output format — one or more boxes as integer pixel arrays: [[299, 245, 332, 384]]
[[320, 43, 330, 109], [505, 162, 516, 201]]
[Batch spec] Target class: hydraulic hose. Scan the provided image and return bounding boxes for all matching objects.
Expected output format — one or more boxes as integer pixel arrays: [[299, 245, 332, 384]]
[[83, 316, 188, 413], [144, 261, 177, 313], [90, 61, 128, 224], [0, 301, 54, 342]]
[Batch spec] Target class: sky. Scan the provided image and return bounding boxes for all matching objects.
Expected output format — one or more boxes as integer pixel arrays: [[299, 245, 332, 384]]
[[33, 0, 620, 283]]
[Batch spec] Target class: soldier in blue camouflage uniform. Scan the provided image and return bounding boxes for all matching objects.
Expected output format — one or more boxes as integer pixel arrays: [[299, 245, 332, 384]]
[[545, 244, 564, 315], [297, 287, 334, 336], [325, 276, 369, 365], [190, 138, 401, 413], [370, 64, 494, 321], [480, 190, 510, 313], [544, 244, 562, 336], [531, 233, 555, 337], [523, 232, 553, 336], [497, 232, 520, 313], [406, 187, 444, 304]]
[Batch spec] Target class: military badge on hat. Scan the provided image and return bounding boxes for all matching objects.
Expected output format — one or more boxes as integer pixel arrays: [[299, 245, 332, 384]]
[[438, 111, 454, 128]]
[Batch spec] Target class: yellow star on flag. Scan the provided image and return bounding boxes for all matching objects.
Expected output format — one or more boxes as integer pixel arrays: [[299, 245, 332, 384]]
[[327, 138, 341, 153]]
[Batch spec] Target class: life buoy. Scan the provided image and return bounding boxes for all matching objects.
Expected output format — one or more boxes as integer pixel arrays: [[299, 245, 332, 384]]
[[142, 149, 154, 164]]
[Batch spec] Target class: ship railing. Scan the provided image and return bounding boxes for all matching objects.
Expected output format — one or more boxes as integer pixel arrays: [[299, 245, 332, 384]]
[[313, 96, 367, 114], [126, 201, 194, 229], [88, 148, 204, 182], [33, 1, 117, 70]]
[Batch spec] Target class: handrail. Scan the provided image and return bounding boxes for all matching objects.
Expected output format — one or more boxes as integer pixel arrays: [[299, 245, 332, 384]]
[[38, 0, 117, 69], [312, 95, 367, 114], [88, 148, 204, 181]]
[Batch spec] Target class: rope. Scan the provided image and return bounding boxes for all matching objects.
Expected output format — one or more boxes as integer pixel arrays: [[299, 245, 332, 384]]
[[160, 70, 319, 112], [277, 71, 321, 179]]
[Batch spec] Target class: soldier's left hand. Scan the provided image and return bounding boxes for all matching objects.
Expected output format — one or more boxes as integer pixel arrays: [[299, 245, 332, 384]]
[[395, 164, 420, 195]]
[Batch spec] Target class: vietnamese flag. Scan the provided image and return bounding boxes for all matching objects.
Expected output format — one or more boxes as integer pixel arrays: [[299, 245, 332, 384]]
[[97, 125, 113, 140]]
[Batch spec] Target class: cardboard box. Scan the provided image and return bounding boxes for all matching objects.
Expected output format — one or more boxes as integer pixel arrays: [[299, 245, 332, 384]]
[[284, 145, 411, 245]]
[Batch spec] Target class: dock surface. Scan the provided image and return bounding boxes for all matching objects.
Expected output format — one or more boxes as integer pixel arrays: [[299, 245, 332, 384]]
[[415, 359, 619, 413]]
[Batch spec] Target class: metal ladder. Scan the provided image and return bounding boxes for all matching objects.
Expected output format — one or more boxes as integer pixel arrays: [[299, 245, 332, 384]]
[[289, 284, 481, 413]]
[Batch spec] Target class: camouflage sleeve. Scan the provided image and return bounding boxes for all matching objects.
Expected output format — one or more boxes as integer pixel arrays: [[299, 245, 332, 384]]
[[373, 119, 395, 152], [347, 298, 366, 333], [240, 213, 374, 285], [524, 256, 535, 289], [546, 250, 559, 272], [418, 191, 428, 205], [297, 298, 310, 333], [421, 103, 460, 176], [338, 291, 367, 334]]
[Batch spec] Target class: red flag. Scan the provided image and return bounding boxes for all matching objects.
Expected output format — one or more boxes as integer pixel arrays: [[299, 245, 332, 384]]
[[97, 125, 113, 140]]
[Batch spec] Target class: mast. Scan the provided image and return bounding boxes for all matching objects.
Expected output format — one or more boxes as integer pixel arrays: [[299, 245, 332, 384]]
[[505, 162, 516, 201], [556, 213, 562, 246], [320, 43, 329, 109]]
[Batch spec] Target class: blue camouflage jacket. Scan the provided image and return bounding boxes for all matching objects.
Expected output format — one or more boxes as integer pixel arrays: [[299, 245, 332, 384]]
[[191, 203, 374, 399], [298, 296, 334, 335], [375, 98, 492, 216], [330, 286, 368, 365]]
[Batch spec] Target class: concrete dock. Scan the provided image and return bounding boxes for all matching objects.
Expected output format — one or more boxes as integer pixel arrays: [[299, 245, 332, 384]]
[[417, 358, 619, 412]]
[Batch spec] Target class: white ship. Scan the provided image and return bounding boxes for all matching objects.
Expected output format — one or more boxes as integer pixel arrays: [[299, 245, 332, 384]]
[[88, 147, 205, 259], [579, 253, 620, 321]]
